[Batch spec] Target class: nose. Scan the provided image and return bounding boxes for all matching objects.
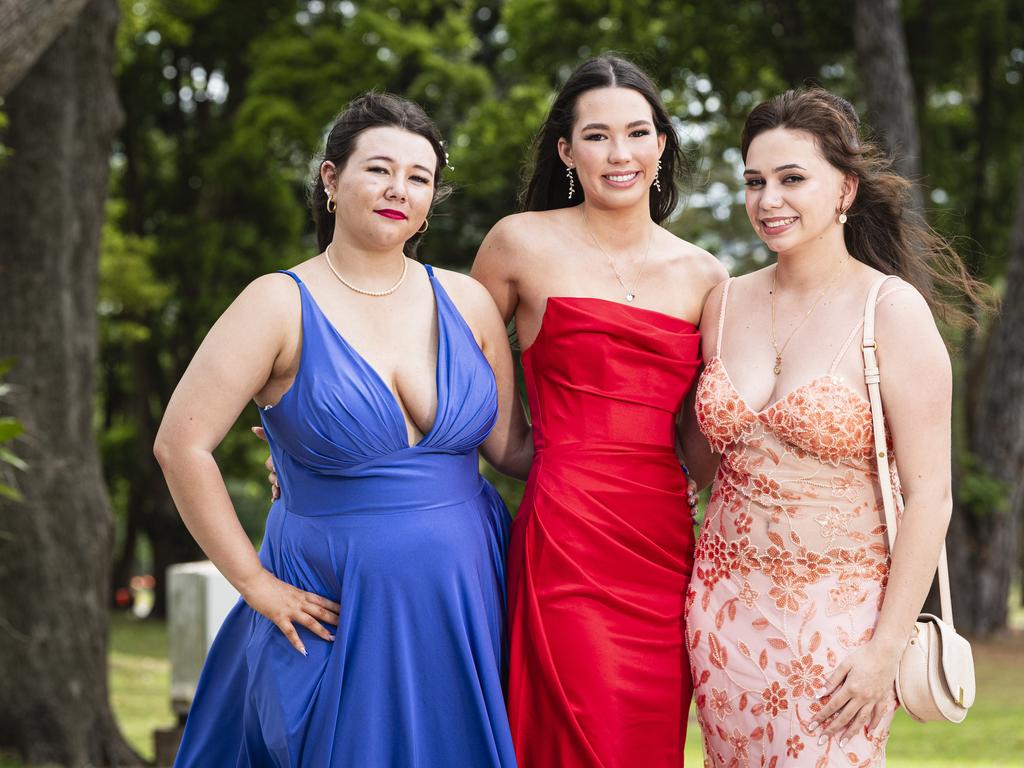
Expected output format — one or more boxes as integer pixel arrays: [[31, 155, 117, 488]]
[[386, 175, 408, 201], [607, 137, 632, 164], [759, 181, 783, 210]]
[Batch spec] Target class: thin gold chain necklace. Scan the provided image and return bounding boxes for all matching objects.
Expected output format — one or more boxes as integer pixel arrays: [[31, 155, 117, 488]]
[[769, 257, 851, 376], [324, 244, 408, 297], [581, 208, 654, 302]]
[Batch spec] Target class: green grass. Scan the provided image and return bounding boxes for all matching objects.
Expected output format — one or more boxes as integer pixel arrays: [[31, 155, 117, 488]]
[[6, 615, 1023, 765], [108, 613, 176, 762]]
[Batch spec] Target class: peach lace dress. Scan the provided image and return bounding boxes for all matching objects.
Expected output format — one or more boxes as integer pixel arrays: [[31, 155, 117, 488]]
[[686, 278, 902, 768]]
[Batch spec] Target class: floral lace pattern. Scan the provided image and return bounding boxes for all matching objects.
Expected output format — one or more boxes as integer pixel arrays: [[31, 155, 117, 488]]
[[687, 357, 898, 768]]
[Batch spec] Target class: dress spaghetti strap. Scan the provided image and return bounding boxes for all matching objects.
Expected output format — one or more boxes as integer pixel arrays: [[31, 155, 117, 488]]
[[715, 278, 734, 358], [827, 277, 914, 374], [276, 269, 304, 285]]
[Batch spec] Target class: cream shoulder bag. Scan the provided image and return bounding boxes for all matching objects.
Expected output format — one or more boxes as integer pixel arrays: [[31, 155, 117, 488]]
[[862, 275, 976, 723]]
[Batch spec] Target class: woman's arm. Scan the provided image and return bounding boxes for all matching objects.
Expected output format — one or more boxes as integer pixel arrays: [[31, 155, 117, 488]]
[[437, 269, 533, 480], [814, 286, 953, 746], [154, 274, 339, 655], [470, 215, 522, 325], [678, 276, 728, 489]]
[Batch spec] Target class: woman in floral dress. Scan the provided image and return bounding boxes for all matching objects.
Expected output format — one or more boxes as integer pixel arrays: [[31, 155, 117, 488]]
[[682, 89, 984, 767]]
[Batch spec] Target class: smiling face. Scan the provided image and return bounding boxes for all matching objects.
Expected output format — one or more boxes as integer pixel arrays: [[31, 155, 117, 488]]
[[322, 126, 437, 252], [743, 127, 856, 254], [557, 86, 666, 211]]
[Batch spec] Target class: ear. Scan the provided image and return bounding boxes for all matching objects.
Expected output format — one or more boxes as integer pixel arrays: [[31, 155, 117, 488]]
[[657, 131, 667, 157], [840, 173, 859, 212], [556, 137, 574, 168], [320, 160, 338, 192]]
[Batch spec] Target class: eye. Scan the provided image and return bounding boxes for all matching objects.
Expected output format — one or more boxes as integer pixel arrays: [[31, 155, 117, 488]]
[[783, 174, 805, 184], [744, 178, 765, 188], [629, 129, 652, 138], [367, 165, 389, 175], [410, 174, 432, 185], [582, 132, 607, 141]]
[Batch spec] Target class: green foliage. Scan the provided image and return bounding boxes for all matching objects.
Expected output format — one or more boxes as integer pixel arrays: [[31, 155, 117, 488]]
[[0, 359, 26, 502], [957, 451, 1011, 520], [100, 0, 1023, 578]]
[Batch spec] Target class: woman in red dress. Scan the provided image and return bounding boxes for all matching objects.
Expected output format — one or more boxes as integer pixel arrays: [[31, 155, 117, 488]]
[[472, 56, 727, 767]]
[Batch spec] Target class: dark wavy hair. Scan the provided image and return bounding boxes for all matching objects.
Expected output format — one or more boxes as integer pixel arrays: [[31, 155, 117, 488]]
[[741, 87, 987, 326], [521, 56, 685, 223], [309, 92, 451, 257]]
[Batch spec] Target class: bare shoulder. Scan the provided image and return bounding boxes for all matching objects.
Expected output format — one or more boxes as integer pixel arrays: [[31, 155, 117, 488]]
[[431, 266, 503, 328], [874, 278, 943, 346], [235, 270, 302, 319], [478, 211, 554, 254], [660, 230, 729, 290]]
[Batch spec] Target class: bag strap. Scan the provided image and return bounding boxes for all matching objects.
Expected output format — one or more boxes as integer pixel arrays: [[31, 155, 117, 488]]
[[862, 275, 955, 628]]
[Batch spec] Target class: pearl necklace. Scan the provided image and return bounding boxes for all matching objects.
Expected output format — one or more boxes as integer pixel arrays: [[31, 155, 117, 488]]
[[324, 244, 408, 297]]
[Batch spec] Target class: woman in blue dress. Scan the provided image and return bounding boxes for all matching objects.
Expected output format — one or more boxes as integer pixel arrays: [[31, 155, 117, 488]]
[[154, 92, 531, 767]]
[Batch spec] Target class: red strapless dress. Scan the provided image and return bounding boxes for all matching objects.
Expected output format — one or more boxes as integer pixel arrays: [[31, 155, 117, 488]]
[[507, 297, 702, 767]]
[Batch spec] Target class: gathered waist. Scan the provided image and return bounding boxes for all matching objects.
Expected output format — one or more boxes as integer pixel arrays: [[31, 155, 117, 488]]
[[277, 450, 486, 516]]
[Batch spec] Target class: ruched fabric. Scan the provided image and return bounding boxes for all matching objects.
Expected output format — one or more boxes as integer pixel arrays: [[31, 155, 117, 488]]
[[174, 265, 516, 768], [507, 297, 702, 767]]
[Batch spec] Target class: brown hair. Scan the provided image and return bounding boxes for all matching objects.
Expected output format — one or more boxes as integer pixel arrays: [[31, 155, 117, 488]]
[[741, 87, 988, 327], [521, 55, 687, 223], [309, 92, 451, 257]]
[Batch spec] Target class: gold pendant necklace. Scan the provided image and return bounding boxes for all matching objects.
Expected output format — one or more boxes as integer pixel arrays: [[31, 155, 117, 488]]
[[769, 257, 850, 376], [324, 244, 408, 297], [581, 208, 654, 302]]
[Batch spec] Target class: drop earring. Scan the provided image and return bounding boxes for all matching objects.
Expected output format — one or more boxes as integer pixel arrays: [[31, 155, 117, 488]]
[[566, 165, 576, 199], [653, 159, 662, 193], [838, 211, 848, 224]]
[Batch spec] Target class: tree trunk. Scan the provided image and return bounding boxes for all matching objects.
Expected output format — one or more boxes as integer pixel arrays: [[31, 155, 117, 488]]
[[0, 1, 142, 763], [853, 0, 925, 211], [0, 0, 93, 96], [948, 152, 1024, 634]]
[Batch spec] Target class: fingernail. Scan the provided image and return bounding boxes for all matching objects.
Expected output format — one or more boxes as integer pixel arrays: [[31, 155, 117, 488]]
[[839, 738, 848, 748], [818, 734, 827, 746], [328, 634, 335, 641], [808, 721, 818, 733], [300, 646, 307, 656]]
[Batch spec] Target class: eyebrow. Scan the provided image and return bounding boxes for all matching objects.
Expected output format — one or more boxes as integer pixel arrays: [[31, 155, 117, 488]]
[[580, 120, 654, 131], [743, 163, 807, 176], [364, 155, 434, 175]]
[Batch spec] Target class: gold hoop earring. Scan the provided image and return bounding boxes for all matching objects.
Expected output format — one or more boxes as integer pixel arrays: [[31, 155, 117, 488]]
[[417, 218, 429, 235], [326, 190, 337, 214]]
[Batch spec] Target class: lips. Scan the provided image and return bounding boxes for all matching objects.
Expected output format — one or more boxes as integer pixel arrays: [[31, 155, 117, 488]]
[[603, 170, 641, 187], [761, 216, 798, 233], [375, 209, 407, 220]]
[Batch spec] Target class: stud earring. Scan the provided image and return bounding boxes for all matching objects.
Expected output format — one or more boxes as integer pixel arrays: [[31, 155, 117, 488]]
[[838, 211, 848, 224], [566, 165, 576, 199], [653, 158, 663, 193]]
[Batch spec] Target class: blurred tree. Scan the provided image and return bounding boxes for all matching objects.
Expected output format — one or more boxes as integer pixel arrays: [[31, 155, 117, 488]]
[[101, 0, 1024, 632], [0, 0, 142, 762]]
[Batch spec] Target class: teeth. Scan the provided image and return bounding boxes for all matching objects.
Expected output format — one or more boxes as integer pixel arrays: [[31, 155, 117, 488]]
[[764, 217, 797, 229], [607, 173, 638, 182]]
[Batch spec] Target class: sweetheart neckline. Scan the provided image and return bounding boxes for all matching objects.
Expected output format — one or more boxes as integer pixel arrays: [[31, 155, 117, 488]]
[[705, 356, 872, 418], [522, 295, 699, 357]]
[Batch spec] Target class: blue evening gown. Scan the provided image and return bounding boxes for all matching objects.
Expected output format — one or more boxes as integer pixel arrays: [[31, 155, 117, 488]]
[[173, 265, 516, 767]]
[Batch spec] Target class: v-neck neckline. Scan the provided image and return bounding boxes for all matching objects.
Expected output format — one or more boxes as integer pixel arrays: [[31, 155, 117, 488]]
[[300, 264, 444, 450]]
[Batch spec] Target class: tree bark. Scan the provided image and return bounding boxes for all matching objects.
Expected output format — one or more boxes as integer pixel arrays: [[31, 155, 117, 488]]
[[853, 0, 925, 211], [0, 0, 93, 96], [0, 0, 142, 763], [948, 151, 1024, 634]]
